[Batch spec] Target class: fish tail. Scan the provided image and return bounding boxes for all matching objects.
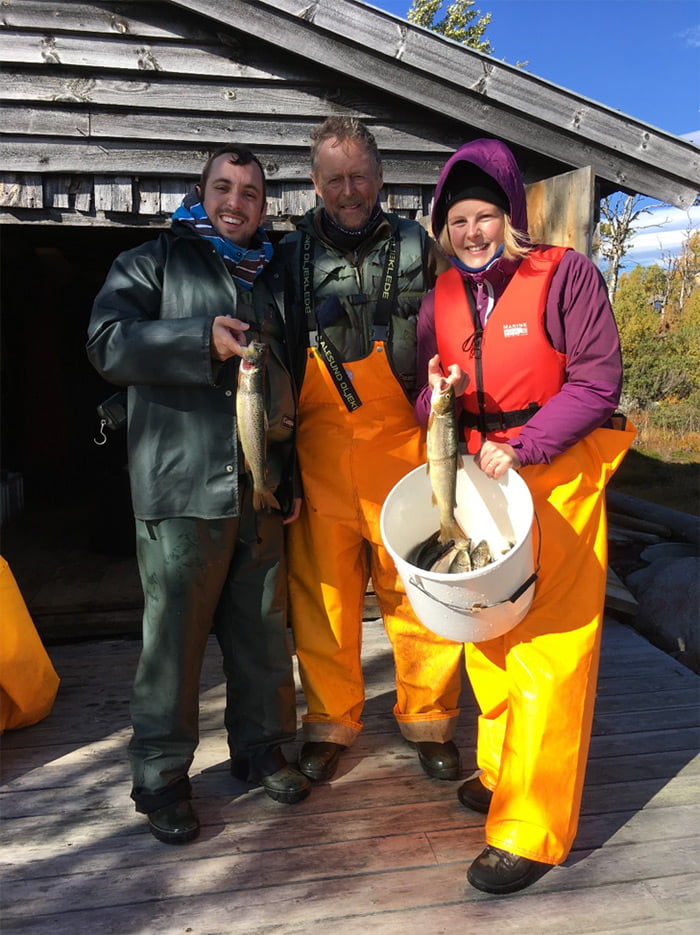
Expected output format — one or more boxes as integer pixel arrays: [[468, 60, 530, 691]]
[[440, 517, 468, 545], [253, 487, 281, 512]]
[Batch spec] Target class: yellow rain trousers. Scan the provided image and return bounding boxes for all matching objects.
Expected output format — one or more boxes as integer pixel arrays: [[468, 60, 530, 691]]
[[467, 421, 636, 865], [287, 343, 464, 747], [0, 555, 60, 733]]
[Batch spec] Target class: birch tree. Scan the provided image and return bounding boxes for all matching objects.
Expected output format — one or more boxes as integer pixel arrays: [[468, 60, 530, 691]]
[[599, 193, 664, 300]]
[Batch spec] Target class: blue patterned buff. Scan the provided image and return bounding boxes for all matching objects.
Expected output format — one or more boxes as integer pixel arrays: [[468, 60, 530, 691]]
[[172, 190, 273, 290]]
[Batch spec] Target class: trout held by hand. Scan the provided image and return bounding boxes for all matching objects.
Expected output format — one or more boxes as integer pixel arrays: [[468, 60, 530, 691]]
[[236, 342, 280, 512], [406, 381, 499, 573], [427, 381, 469, 545]]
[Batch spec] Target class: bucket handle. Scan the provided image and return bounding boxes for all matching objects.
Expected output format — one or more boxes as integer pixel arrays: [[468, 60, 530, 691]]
[[407, 510, 542, 615], [408, 571, 538, 614]]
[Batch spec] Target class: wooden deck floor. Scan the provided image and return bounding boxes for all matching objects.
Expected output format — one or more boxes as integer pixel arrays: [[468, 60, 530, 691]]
[[1, 613, 699, 934]]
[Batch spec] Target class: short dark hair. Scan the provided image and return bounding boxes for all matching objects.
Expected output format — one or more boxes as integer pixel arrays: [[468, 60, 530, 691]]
[[199, 145, 267, 202]]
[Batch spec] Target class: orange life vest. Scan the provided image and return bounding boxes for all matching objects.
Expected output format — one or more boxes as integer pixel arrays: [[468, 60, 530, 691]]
[[434, 246, 568, 452]]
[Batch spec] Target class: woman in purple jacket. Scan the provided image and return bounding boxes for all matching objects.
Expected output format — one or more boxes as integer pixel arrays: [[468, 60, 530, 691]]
[[414, 138, 635, 894]]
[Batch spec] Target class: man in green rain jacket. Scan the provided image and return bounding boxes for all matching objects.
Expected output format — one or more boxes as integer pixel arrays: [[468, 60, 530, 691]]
[[87, 145, 309, 845]]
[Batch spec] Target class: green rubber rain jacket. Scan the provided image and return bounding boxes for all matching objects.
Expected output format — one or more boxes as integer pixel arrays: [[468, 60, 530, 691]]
[[87, 227, 296, 520]]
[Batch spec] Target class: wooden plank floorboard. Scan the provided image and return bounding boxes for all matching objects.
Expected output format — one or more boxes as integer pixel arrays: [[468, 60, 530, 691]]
[[2, 867, 699, 935], [1, 617, 698, 935], [2, 838, 698, 918]]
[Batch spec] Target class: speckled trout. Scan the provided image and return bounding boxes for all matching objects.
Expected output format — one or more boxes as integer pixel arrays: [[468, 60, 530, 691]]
[[427, 381, 469, 545], [236, 341, 280, 512]]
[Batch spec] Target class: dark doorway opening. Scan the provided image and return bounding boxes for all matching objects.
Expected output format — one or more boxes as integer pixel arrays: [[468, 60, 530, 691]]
[[1, 224, 161, 635]]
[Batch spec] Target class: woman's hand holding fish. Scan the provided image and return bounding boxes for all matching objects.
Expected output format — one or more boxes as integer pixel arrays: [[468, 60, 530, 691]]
[[427, 354, 469, 397], [211, 316, 250, 361], [475, 440, 521, 479]]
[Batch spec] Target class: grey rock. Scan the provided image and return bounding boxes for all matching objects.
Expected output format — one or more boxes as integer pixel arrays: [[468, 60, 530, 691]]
[[626, 556, 700, 671], [640, 541, 699, 563]]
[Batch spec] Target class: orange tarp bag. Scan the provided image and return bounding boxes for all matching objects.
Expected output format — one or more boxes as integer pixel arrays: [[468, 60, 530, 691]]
[[0, 555, 60, 733]]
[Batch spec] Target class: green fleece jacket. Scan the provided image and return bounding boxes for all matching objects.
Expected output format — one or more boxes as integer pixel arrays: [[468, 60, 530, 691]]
[[279, 209, 442, 400]]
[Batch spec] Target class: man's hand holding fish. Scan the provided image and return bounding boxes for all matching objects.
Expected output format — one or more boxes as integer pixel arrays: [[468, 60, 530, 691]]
[[211, 315, 251, 361]]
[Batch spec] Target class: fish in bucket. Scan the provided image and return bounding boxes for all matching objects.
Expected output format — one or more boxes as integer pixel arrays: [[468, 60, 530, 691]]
[[380, 456, 537, 643], [379, 382, 538, 643]]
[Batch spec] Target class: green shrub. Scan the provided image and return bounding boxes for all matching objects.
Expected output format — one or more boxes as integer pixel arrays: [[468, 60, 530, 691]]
[[649, 391, 700, 435]]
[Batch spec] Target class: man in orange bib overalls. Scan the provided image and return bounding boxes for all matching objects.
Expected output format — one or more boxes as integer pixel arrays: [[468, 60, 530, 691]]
[[280, 117, 465, 785]]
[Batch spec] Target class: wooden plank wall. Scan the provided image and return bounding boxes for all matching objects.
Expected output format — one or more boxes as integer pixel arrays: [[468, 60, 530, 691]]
[[526, 166, 596, 255], [0, 0, 469, 226], [184, 0, 700, 208], [1, 1, 698, 229]]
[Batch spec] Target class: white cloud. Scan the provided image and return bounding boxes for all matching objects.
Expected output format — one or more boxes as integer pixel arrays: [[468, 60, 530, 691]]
[[678, 24, 700, 47], [625, 203, 700, 268]]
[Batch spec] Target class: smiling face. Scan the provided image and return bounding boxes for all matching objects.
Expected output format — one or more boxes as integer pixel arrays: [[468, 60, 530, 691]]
[[446, 199, 506, 267], [311, 137, 383, 231], [198, 153, 267, 247]]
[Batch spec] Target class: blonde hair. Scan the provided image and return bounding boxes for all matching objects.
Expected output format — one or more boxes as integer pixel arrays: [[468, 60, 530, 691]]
[[437, 212, 531, 262]]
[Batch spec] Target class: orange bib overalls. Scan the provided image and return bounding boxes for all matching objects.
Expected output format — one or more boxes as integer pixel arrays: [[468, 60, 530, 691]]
[[434, 259, 636, 864], [287, 342, 465, 746], [469, 424, 635, 864]]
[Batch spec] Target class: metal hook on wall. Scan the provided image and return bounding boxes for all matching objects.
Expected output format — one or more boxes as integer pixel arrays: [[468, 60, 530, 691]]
[[93, 419, 108, 446]]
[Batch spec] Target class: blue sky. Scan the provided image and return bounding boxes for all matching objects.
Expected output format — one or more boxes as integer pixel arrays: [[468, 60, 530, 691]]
[[369, 0, 700, 266]]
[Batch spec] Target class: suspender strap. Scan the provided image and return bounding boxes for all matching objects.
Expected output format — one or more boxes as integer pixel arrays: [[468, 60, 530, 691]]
[[316, 331, 362, 412], [371, 235, 399, 342], [299, 231, 401, 410], [301, 233, 317, 345]]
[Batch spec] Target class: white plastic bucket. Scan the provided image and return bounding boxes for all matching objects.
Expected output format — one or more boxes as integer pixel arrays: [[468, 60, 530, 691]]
[[380, 455, 537, 643]]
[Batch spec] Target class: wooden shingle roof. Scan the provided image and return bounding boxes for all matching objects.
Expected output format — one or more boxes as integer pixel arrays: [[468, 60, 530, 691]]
[[1, 0, 697, 226]]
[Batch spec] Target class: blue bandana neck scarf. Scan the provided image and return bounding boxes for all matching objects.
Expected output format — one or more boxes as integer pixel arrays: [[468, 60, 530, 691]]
[[452, 242, 505, 275], [172, 190, 273, 291]]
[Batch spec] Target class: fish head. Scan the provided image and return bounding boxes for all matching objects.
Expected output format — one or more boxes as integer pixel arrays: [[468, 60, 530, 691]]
[[430, 380, 455, 415], [449, 546, 473, 574], [470, 539, 493, 568], [240, 341, 268, 370]]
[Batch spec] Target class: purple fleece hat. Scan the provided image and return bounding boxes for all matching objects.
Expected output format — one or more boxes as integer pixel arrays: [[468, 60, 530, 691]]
[[431, 138, 527, 239]]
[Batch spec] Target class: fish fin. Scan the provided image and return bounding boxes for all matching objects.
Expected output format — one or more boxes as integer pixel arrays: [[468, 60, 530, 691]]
[[440, 519, 468, 545], [253, 487, 281, 512]]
